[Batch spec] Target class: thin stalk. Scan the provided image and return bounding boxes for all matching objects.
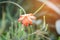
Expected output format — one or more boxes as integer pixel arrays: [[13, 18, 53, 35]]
[[6, 7, 13, 21], [43, 16, 46, 28], [14, 21, 17, 36], [17, 23, 22, 38], [45, 24, 48, 31], [30, 25, 34, 40], [27, 27, 31, 40], [33, 3, 45, 15], [9, 22, 13, 39], [0, 1, 26, 14], [41, 16, 46, 30], [0, 6, 6, 35]]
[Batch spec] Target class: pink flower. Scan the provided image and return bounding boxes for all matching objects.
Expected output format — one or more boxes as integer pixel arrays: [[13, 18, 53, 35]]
[[18, 13, 36, 26]]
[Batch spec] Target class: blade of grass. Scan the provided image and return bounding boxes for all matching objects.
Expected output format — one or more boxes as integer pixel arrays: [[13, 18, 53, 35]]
[[0, 6, 6, 35], [30, 25, 34, 40]]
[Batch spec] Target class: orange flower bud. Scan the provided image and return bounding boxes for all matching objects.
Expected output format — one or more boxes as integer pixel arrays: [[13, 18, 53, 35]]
[[18, 13, 36, 26]]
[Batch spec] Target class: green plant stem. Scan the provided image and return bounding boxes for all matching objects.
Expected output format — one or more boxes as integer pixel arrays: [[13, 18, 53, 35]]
[[30, 25, 34, 40], [27, 27, 31, 40], [9, 22, 13, 39], [33, 3, 45, 15], [6, 7, 13, 21], [43, 16, 46, 29], [0, 6, 6, 35], [0, 1, 26, 14]]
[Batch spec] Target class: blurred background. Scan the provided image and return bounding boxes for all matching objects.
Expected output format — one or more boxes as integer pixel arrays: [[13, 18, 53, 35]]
[[0, 0, 60, 40]]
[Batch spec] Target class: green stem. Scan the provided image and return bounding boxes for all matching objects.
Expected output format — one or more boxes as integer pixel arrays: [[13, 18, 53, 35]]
[[43, 16, 46, 28], [27, 27, 31, 40], [30, 25, 34, 40], [6, 7, 13, 21], [33, 3, 45, 15], [0, 1, 26, 14], [0, 6, 6, 35]]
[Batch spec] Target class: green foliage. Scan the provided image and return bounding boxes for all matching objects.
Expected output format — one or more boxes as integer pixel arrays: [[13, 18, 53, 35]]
[[58, 37, 60, 40], [0, 1, 59, 40]]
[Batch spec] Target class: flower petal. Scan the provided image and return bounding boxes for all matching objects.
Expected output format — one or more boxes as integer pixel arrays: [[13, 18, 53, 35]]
[[22, 18, 29, 26], [27, 17, 32, 24], [29, 16, 36, 20], [18, 16, 24, 22]]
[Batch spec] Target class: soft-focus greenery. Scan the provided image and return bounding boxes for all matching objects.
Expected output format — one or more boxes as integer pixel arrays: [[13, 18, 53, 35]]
[[0, 0, 59, 40]]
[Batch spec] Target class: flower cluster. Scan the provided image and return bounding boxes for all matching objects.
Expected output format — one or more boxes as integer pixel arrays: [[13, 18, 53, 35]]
[[18, 13, 36, 26]]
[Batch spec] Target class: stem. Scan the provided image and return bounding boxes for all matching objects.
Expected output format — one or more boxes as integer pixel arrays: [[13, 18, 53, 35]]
[[0, 6, 6, 35], [0, 1, 26, 14], [41, 16, 46, 30], [43, 16, 46, 28], [33, 3, 45, 15], [27, 27, 31, 40], [30, 25, 34, 40], [6, 7, 13, 21]]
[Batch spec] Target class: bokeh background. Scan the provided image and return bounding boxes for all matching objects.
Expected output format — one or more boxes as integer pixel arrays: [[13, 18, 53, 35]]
[[0, 0, 60, 40]]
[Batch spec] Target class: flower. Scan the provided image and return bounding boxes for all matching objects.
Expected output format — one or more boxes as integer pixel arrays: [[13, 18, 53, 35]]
[[18, 13, 36, 26]]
